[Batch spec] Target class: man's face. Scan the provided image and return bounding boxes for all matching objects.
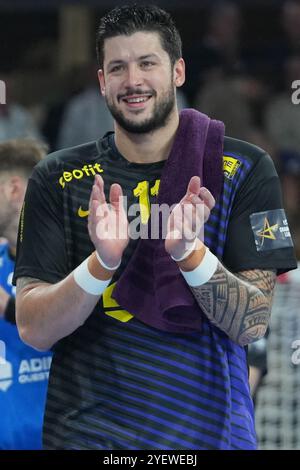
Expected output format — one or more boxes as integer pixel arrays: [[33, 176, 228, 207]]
[[98, 31, 185, 134]]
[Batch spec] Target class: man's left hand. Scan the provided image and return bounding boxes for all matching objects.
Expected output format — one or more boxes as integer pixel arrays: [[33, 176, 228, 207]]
[[165, 176, 215, 260]]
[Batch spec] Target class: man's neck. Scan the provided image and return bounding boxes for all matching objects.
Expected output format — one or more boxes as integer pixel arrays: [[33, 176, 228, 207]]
[[114, 110, 180, 164]]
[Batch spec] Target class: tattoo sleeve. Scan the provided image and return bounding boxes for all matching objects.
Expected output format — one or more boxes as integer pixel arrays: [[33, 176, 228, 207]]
[[16, 277, 48, 296], [190, 264, 276, 346]]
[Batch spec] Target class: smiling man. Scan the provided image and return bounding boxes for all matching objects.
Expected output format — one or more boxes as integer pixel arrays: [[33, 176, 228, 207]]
[[14, 5, 296, 450], [98, 32, 182, 136]]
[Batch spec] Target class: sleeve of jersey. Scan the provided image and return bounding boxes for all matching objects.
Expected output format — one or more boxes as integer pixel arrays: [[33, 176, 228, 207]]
[[222, 153, 297, 274], [13, 174, 68, 285]]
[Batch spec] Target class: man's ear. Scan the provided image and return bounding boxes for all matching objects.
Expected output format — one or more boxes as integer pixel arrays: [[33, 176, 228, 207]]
[[98, 69, 106, 96], [174, 57, 185, 87], [174, 58, 185, 88]]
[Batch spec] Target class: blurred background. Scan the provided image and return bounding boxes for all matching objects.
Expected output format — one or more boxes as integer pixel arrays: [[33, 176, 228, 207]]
[[0, 0, 300, 449]]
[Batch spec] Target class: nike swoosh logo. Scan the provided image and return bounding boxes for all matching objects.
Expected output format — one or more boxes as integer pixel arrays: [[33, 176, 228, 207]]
[[77, 207, 90, 218]]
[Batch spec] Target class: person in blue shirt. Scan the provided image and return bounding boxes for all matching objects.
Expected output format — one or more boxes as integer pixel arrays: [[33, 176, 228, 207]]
[[0, 139, 52, 449]]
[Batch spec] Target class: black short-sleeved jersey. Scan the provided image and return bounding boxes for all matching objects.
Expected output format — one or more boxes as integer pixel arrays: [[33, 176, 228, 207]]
[[13, 133, 296, 450]]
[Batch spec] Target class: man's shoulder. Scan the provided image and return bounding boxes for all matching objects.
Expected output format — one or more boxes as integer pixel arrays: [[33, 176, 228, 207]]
[[30, 137, 112, 186], [35, 140, 101, 173], [223, 135, 277, 179], [224, 136, 267, 163]]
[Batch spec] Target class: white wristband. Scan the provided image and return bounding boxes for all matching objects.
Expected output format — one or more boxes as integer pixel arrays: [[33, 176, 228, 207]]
[[171, 239, 198, 262], [95, 251, 121, 271], [180, 248, 219, 287], [73, 257, 111, 296]]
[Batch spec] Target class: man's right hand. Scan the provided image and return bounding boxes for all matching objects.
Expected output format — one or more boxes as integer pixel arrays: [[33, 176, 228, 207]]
[[16, 177, 129, 351], [88, 175, 129, 269]]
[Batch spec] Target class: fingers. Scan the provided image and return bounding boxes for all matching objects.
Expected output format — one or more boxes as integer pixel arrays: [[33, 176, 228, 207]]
[[199, 187, 215, 210], [182, 201, 206, 235], [89, 176, 125, 220], [87, 199, 100, 240], [183, 177, 215, 213], [109, 183, 124, 213], [89, 175, 105, 212], [186, 176, 201, 198], [94, 174, 106, 205], [88, 177, 108, 232]]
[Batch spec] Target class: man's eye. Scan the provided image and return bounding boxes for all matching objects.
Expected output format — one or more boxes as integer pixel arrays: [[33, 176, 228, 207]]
[[110, 65, 123, 73], [141, 61, 155, 68]]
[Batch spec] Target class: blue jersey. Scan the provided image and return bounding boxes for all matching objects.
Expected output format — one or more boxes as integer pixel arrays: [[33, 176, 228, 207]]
[[0, 243, 52, 449]]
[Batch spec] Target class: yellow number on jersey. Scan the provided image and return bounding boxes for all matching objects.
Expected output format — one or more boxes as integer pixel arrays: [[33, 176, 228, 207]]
[[102, 282, 134, 322], [133, 179, 161, 224], [150, 179, 160, 196], [133, 181, 150, 224]]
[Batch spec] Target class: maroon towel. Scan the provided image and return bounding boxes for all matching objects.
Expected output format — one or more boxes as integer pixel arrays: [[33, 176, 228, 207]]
[[113, 109, 224, 333]]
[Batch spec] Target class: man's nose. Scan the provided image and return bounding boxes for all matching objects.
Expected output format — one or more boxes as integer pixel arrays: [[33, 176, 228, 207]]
[[124, 63, 143, 87]]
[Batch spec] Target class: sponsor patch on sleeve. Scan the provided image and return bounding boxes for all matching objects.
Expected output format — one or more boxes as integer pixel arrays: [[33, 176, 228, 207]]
[[250, 209, 294, 252], [223, 156, 241, 179]]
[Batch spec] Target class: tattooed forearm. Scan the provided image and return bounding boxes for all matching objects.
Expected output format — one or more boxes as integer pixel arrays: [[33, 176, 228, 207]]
[[190, 264, 276, 345], [16, 277, 46, 296]]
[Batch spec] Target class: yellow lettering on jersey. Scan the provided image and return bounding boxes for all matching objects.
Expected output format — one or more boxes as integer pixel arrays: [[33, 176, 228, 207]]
[[58, 163, 104, 189], [223, 156, 241, 179], [102, 282, 134, 322]]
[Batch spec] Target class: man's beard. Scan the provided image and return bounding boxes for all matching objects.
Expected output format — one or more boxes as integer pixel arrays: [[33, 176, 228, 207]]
[[106, 85, 176, 134]]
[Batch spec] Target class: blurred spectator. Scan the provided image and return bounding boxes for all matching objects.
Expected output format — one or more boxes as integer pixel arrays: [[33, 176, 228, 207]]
[[0, 74, 42, 142], [195, 76, 252, 140], [194, 74, 275, 159], [202, 1, 242, 70], [0, 139, 52, 449], [261, 0, 300, 90], [265, 55, 300, 225], [282, 0, 300, 53], [42, 64, 95, 151], [57, 63, 113, 149], [184, 1, 243, 102], [265, 55, 300, 161]]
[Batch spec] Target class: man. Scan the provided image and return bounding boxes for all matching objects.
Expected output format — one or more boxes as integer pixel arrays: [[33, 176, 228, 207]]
[[0, 139, 52, 449], [14, 5, 296, 450]]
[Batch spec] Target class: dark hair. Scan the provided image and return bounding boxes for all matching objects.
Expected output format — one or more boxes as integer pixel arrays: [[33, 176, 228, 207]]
[[0, 139, 47, 176], [96, 4, 182, 69]]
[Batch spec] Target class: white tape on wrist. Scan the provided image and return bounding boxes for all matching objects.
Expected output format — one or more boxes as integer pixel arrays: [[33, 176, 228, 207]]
[[95, 251, 121, 271], [73, 257, 111, 296], [171, 238, 198, 262], [180, 248, 219, 287]]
